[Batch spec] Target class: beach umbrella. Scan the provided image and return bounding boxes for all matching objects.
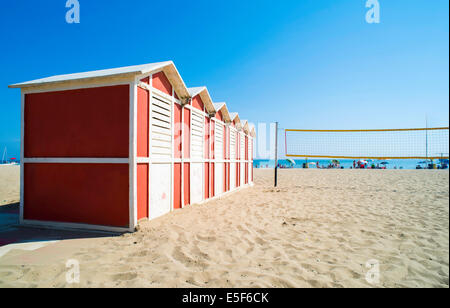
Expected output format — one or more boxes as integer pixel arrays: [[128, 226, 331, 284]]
[[286, 158, 296, 165], [380, 162, 389, 165]]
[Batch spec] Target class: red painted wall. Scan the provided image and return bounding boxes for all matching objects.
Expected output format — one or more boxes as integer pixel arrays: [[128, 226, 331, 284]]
[[184, 163, 190, 205], [224, 163, 227, 192], [211, 163, 215, 197], [204, 162, 209, 199], [137, 87, 149, 157], [152, 72, 172, 95], [204, 117, 210, 159], [192, 95, 204, 111], [24, 85, 129, 158], [223, 124, 227, 160], [227, 162, 230, 191], [236, 133, 240, 187], [215, 110, 223, 122], [174, 104, 182, 158], [227, 127, 231, 159], [245, 163, 248, 184], [183, 109, 190, 158], [237, 163, 240, 187], [24, 163, 129, 227], [245, 136, 248, 160], [210, 120, 215, 159], [137, 164, 148, 220], [236, 133, 240, 160], [174, 163, 182, 210]]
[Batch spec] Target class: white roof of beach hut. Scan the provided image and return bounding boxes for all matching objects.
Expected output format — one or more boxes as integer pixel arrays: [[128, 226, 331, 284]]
[[229, 112, 239, 121], [248, 123, 256, 137], [213, 102, 231, 123], [9, 61, 191, 100], [213, 102, 225, 112], [187, 86, 215, 114], [240, 120, 250, 134], [229, 112, 241, 126]]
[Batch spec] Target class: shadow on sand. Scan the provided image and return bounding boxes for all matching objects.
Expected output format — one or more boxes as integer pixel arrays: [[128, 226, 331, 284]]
[[0, 202, 119, 249]]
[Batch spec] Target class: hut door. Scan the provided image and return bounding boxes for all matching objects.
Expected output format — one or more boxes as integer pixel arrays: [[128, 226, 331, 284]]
[[248, 139, 252, 183], [230, 129, 236, 189], [149, 163, 171, 219], [149, 93, 172, 219], [240, 133, 245, 186], [214, 122, 224, 195], [190, 110, 204, 204]]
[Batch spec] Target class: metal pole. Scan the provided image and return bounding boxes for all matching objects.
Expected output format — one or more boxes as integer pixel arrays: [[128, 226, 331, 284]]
[[274, 122, 278, 187], [426, 116, 429, 168], [426, 117, 428, 162]]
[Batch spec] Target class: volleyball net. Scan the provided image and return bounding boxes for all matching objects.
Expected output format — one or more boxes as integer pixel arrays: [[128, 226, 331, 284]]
[[285, 127, 449, 160]]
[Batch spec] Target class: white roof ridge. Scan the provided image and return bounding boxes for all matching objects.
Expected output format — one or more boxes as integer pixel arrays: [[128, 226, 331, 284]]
[[187, 86, 207, 97], [213, 102, 226, 111], [229, 112, 239, 120], [9, 61, 174, 88]]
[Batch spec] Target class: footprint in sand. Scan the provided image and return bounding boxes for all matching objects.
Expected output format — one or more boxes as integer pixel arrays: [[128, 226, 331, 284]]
[[111, 272, 138, 281], [196, 234, 217, 243]]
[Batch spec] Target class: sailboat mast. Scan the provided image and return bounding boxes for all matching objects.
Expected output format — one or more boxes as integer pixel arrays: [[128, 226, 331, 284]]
[[1, 147, 6, 164]]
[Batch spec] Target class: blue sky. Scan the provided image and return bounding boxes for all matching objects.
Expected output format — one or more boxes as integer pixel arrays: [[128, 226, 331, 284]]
[[0, 0, 448, 159]]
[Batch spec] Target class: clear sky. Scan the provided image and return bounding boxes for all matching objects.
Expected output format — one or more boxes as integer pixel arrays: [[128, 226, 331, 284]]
[[0, 0, 448, 159]]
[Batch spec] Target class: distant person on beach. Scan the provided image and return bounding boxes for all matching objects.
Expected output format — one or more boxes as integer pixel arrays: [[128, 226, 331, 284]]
[[353, 160, 356, 169]]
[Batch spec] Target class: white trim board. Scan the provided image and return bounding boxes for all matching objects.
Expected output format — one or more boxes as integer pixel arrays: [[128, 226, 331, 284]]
[[20, 91, 25, 224], [21, 81, 133, 95], [129, 81, 137, 231], [23, 158, 129, 164]]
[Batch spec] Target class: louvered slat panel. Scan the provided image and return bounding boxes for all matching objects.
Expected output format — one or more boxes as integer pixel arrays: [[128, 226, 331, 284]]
[[151, 95, 172, 159], [215, 122, 224, 160], [191, 110, 203, 159], [230, 130, 236, 159], [240, 133, 245, 159]]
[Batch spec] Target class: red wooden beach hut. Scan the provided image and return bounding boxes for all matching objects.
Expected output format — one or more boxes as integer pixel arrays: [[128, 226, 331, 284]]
[[9, 61, 255, 232]]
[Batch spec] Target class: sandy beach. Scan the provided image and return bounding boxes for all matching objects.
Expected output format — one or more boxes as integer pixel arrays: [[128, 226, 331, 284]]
[[0, 167, 448, 288], [0, 165, 20, 207]]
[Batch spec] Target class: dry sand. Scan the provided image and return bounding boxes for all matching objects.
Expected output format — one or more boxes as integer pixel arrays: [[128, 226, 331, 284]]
[[0, 165, 20, 206], [0, 167, 448, 288]]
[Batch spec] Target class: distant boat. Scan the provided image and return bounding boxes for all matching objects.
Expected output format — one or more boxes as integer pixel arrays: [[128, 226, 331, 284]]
[[1, 147, 18, 165], [286, 158, 296, 166]]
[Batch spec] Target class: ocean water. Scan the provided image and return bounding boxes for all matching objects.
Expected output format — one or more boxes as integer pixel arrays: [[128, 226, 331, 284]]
[[253, 159, 449, 170]]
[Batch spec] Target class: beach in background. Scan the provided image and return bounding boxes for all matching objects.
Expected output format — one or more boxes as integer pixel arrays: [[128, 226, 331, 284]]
[[254, 159, 448, 170], [0, 165, 19, 207], [0, 166, 448, 288]]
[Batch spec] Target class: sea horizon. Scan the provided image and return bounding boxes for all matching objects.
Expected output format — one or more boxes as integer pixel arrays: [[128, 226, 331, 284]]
[[254, 158, 449, 170]]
